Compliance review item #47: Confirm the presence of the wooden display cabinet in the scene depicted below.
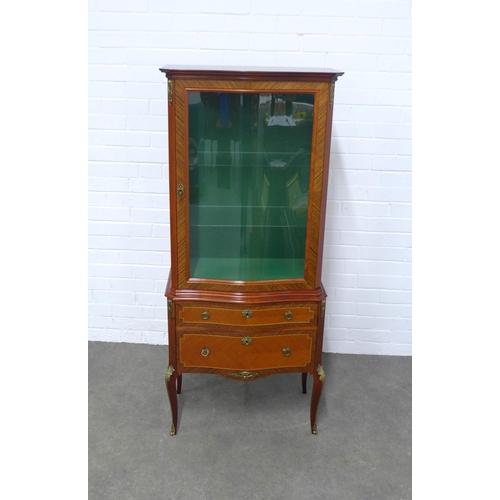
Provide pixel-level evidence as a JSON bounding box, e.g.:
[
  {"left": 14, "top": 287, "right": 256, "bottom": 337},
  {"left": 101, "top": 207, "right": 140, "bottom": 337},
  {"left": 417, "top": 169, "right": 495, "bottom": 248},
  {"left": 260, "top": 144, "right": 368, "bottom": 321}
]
[{"left": 159, "top": 65, "right": 343, "bottom": 435}]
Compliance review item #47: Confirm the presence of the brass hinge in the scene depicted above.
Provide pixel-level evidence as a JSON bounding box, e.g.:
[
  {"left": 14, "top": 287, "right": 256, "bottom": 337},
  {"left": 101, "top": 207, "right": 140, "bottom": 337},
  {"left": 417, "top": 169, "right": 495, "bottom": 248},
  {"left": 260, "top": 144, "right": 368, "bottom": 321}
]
[
  {"left": 167, "top": 298, "right": 173, "bottom": 319},
  {"left": 321, "top": 299, "right": 326, "bottom": 319},
  {"left": 168, "top": 79, "right": 173, "bottom": 105}
]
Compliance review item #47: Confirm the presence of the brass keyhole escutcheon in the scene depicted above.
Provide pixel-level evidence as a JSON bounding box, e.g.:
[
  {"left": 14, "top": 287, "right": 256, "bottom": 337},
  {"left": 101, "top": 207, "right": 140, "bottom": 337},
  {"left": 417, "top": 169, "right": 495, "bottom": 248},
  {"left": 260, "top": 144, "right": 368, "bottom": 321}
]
[
  {"left": 283, "top": 347, "right": 291, "bottom": 357},
  {"left": 201, "top": 347, "right": 210, "bottom": 357},
  {"left": 242, "top": 308, "right": 253, "bottom": 319},
  {"left": 284, "top": 310, "right": 293, "bottom": 320},
  {"left": 177, "top": 184, "right": 184, "bottom": 196},
  {"left": 241, "top": 336, "right": 252, "bottom": 346},
  {"left": 201, "top": 310, "right": 210, "bottom": 320}
]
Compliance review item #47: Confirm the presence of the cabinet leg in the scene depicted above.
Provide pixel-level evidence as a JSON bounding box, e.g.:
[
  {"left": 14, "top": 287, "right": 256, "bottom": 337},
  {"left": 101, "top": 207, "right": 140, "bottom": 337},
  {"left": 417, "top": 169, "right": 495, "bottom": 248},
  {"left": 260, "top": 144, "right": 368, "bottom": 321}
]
[
  {"left": 310, "top": 365, "right": 325, "bottom": 435},
  {"left": 302, "top": 372, "right": 307, "bottom": 394},
  {"left": 177, "top": 374, "right": 182, "bottom": 394},
  {"left": 165, "top": 365, "right": 178, "bottom": 436}
]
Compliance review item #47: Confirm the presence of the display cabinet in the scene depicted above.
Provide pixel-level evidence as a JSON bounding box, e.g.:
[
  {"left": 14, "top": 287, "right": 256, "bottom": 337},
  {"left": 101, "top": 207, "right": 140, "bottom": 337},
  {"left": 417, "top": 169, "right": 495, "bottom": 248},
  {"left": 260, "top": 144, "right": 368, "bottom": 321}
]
[{"left": 159, "top": 65, "right": 343, "bottom": 435}]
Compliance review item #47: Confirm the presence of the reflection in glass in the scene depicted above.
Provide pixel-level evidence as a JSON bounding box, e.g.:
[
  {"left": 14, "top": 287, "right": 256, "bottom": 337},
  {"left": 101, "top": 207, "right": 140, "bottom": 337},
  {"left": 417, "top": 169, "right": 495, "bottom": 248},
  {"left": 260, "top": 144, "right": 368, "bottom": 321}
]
[{"left": 188, "top": 91, "right": 314, "bottom": 281}]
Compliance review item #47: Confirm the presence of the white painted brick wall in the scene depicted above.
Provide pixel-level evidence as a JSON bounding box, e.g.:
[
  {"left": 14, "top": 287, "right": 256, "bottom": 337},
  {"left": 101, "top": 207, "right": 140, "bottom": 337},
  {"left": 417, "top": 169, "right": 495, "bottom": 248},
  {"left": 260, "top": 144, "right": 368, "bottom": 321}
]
[{"left": 88, "top": 0, "right": 412, "bottom": 355}]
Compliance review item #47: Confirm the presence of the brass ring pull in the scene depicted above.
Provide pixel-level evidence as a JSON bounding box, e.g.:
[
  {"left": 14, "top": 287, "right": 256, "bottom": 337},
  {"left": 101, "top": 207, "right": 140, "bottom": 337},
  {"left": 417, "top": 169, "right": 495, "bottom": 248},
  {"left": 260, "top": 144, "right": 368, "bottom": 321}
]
[
  {"left": 241, "top": 336, "right": 252, "bottom": 346},
  {"left": 201, "top": 310, "right": 210, "bottom": 320},
  {"left": 201, "top": 347, "right": 210, "bottom": 357},
  {"left": 284, "top": 310, "right": 293, "bottom": 320},
  {"left": 283, "top": 347, "right": 291, "bottom": 357}
]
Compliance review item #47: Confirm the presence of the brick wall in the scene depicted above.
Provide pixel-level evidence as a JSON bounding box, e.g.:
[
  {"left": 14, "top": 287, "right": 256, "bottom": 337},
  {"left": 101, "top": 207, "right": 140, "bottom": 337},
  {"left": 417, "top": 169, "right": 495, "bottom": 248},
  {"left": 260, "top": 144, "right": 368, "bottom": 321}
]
[{"left": 88, "top": 0, "right": 412, "bottom": 355}]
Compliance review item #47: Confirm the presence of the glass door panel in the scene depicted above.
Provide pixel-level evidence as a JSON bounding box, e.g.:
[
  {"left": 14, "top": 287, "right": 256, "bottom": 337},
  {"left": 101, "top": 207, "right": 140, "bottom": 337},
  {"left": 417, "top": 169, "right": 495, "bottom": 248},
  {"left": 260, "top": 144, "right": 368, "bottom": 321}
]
[{"left": 187, "top": 91, "right": 315, "bottom": 281}]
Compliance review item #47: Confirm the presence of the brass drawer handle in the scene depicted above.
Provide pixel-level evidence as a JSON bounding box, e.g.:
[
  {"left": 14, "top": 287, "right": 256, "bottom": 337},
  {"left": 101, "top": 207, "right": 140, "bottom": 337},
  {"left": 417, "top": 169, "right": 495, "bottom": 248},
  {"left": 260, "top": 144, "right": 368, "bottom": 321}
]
[
  {"left": 201, "top": 310, "right": 210, "bottom": 320},
  {"left": 242, "top": 308, "right": 253, "bottom": 319},
  {"left": 284, "top": 310, "right": 293, "bottom": 320},
  {"left": 241, "top": 336, "right": 252, "bottom": 346},
  {"left": 201, "top": 347, "right": 210, "bottom": 357},
  {"left": 283, "top": 347, "right": 291, "bottom": 357}
]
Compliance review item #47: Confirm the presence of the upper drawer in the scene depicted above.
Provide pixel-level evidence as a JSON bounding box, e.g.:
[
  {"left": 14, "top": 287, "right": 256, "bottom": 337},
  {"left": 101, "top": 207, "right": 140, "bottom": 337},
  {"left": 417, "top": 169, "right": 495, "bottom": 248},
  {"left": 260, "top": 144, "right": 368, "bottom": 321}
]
[{"left": 176, "top": 302, "right": 317, "bottom": 328}]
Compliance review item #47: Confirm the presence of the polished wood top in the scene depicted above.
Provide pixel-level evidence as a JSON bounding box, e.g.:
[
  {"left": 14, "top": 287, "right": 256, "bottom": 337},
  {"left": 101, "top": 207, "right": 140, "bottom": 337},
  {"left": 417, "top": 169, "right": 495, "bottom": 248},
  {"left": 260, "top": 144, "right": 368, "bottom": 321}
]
[{"left": 159, "top": 65, "right": 344, "bottom": 81}]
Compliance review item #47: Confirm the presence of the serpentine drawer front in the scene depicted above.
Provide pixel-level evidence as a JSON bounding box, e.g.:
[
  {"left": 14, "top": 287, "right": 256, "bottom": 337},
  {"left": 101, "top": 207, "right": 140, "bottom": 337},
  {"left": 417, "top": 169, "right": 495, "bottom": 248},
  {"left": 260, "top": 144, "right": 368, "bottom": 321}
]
[
  {"left": 178, "top": 332, "right": 314, "bottom": 370},
  {"left": 177, "top": 303, "right": 317, "bottom": 328}
]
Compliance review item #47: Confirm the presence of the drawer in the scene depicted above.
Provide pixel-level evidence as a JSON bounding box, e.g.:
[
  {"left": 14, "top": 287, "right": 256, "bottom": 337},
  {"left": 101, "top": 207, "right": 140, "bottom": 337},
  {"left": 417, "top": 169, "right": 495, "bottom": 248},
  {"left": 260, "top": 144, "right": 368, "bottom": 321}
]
[
  {"left": 177, "top": 302, "right": 317, "bottom": 328},
  {"left": 178, "top": 332, "right": 314, "bottom": 371}
]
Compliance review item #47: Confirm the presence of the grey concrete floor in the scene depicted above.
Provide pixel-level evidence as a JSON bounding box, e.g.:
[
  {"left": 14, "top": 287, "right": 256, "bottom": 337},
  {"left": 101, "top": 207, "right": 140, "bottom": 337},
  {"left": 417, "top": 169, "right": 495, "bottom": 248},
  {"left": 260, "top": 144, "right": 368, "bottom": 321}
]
[{"left": 89, "top": 341, "right": 411, "bottom": 500}]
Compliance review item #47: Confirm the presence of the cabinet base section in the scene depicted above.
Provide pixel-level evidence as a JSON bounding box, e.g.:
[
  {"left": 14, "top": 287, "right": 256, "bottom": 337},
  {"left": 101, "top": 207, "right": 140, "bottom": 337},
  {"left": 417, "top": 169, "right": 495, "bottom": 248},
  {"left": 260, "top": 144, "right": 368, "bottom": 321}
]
[
  {"left": 178, "top": 365, "right": 309, "bottom": 380},
  {"left": 165, "top": 365, "right": 326, "bottom": 435}
]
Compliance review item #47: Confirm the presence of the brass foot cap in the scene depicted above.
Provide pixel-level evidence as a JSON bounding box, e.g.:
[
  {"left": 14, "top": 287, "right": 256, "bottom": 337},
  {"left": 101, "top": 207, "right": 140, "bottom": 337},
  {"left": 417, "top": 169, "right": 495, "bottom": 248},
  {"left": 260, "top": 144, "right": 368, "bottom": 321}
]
[{"left": 170, "top": 424, "right": 176, "bottom": 436}]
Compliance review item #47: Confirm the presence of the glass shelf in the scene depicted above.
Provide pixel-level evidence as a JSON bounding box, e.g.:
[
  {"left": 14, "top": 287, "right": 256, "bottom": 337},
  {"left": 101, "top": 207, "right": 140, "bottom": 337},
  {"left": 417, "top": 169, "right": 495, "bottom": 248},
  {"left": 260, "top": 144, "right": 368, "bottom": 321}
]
[{"left": 190, "top": 258, "right": 305, "bottom": 281}]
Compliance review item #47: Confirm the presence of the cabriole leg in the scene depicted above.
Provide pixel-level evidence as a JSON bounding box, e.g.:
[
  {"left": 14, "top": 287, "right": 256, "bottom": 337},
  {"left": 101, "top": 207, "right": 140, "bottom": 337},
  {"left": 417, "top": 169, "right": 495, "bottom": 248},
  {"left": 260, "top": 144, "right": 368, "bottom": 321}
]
[
  {"left": 165, "top": 365, "right": 178, "bottom": 436},
  {"left": 310, "top": 365, "right": 325, "bottom": 435}
]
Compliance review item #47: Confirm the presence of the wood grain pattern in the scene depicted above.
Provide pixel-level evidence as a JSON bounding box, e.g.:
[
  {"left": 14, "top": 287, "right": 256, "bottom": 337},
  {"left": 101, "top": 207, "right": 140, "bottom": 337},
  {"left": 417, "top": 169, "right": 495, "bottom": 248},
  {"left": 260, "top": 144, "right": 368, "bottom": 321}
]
[
  {"left": 178, "top": 302, "right": 316, "bottom": 328},
  {"left": 179, "top": 332, "right": 313, "bottom": 370},
  {"left": 165, "top": 276, "right": 327, "bottom": 302}
]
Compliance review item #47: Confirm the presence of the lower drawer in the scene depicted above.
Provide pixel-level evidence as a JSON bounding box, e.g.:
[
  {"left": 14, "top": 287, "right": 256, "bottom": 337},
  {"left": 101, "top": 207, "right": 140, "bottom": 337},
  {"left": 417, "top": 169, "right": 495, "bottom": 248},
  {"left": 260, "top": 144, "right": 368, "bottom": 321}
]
[{"left": 178, "top": 332, "right": 313, "bottom": 371}]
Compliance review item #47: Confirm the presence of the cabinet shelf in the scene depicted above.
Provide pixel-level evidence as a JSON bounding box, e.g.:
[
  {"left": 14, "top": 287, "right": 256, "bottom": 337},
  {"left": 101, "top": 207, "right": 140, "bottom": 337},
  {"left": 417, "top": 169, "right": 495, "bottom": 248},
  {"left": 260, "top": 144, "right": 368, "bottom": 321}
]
[{"left": 190, "top": 257, "right": 305, "bottom": 281}]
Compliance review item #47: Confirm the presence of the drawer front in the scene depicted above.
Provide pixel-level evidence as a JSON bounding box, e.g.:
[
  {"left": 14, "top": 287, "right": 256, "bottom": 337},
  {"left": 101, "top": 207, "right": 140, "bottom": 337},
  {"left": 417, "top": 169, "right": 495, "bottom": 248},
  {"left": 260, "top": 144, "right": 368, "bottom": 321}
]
[
  {"left": 177, "top": 303, "right": 316, "bottom": 328},
  {"left": 179, "top": 333, "right": 313, "bottom": 370}
]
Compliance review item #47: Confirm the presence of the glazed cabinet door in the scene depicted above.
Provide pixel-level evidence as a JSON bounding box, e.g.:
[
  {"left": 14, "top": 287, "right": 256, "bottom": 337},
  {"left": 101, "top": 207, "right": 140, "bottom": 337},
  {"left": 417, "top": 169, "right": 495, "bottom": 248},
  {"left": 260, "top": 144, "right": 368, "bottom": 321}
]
[{"left": 169, "top": 78, "right": 332, "bottom": 292}]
